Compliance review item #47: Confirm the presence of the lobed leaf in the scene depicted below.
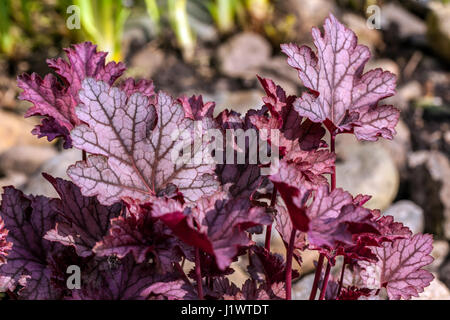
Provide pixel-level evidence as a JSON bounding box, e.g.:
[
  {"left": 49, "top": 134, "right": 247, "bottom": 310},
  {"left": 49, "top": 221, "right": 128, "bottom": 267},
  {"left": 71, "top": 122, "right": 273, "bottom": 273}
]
[
  {"left": 359, "top": 234, "right": 434, "bottom": 300},
  {"left": 281, "top": 14, "right": 399, "bottom": 140},
  {"left": 43, "top": 174, "right": 122, "bottom": 257},
  {"left": 68, "top": 78, "right": 219, "bottom": 205},
  {"left": 18, "top": 42, "right": 126, "bottom": 148}
]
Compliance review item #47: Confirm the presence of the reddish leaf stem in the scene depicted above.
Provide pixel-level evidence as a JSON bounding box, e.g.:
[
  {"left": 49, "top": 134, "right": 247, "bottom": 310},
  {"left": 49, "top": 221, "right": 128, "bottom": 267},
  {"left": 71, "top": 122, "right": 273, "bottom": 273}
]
[
  {"left": 264, "top": 187, "right": 278, "bottom": 251},
  {"left": 316, "top": 130, "right": 337, "bottom": 299},
  {"left": 319, "top": 260, "right": 332, "bottom": 300},
  {"left": 309, "top": 253, "right": 324, "bottom": 300},
  {"left": 174, "top": 261, "right": 191, "bottom": 287},
  {"left": 285, "top": 229, "right": 296, "bottom": 300},
  {"left": 195, "top": 248, "right": 204, "bottom": 300},
  {"left": 337, "top": 261, "right": 346, "bottom": 298},
  {"left": 330, "top": 132, "right": 336, "bottom": 191}
]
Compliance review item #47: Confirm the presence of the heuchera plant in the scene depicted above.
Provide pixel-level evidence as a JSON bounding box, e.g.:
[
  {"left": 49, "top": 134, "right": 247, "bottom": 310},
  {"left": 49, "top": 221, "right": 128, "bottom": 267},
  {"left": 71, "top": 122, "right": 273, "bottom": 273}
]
[{"left": 0, "top": 14, "right": 434, "bottom": 300}]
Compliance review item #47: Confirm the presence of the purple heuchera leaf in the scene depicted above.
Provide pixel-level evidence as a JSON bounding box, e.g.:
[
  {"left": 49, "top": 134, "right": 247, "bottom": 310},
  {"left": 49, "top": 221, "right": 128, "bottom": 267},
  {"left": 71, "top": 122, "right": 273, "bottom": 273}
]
[
  {"left": 250, "top": 77, "right": 328, "bottom": 161},
  {"left": 247, "top": 246, "right": 299, "bottom": 285},
  {"left": 141, "top": 279, "right": 196, "bottom": 300},
  {"left": 68, "top": 78, "right": 219, "bottom": 205},
  {"left": 0, "top": 187, "right": 62, "bottom": 299},
  {"left": 18, "top": 42, "right": 125, "bottom": 148},
  {"left": 71, "top": 254, "right": 160, "bottom": 300},
  {"left": 93, "top": 198, "right": 182, "bottom": 273},
  {"left": 152, "top": 193, "right": 272, "bottom": 270},
  {"left": 274, "top": 202, "right": 307, "bottom": 251},
  {"left": 215, "top": 109, "right": 267, "bottom": 198},
  {"left": 358, "top": 234, "right": 434, "bottom": 300},
  {"left": 223, "top": 279, "right": 271, "bottom": 300},
  {"left": 178, "top": 95, "right": 215, "bottom": 120},
  {"left": 0, "top": 216, "right": 11, "bottom": 265},
  {"left": 42, "top": 174, "right": 122, "bottom": 257},
  {"left": 270, "top": 175, "right": 379, "bottom": 250},
  {"left": 281, "top": 14, "right": 399, "bottom": 141}
]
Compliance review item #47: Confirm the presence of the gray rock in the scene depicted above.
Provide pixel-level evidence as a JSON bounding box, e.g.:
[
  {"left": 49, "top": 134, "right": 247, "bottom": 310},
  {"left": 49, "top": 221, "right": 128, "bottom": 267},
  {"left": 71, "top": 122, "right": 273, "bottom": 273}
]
[
  {"left": 384, "top": 200, "right": 425, "bottom": 234},
  {"left": 0, "top": 145, "right": 57, "bottom": 175},
  {"left": 0, "top": 110, "right": 52, "bottom": 153},
  {"left": 429, "top": 240, "right": 449, "bottom": 272},
  {"left": 385, "top": 81, "right": 423, "bottom": 111},
  {"left": 23, "top": 149, "right": 81, "bottom": 197},
  {"left": 365, "top": 59, "right": 400, "bottom": 80},
  {"left": 336, "top": 135, "right": 399, "bottom": 211},
  {"left": 411, "top": 275, "right": 450, "bottom": 300},
  {"left": 381, "top": 3, "right": 427, "bottom": 39},
  {"left": 0, "top": 172, "right": 28, "bottom": 200},
  {"left": 427, "top": 2, "right": 450, "bottom": 62},
  {"left": 342, "top": 13, "right": 384, "bottom": 52},
  {"left": 380, "top": 119, "right": 411, "bottom": 173},
  {"left": 217, "top": 32, "right": 272, "bottom": 79},
  {"left": 287, "top": 0, "right": 337, "bottom": 40},
  {"left": 292, "top": 273, "right": 316, "bottom": 300},
  {"left": 213, "top": 89, "right": 264, "bottom": 115},
  {"left": 129, "top": 43, "right": 165, "bottom": 79},
  {"left": 408, "top": 151, "right": 450, "bottom": 238},
  {"left": 255, "top": 56, "right": 300, "bottom": 95}
]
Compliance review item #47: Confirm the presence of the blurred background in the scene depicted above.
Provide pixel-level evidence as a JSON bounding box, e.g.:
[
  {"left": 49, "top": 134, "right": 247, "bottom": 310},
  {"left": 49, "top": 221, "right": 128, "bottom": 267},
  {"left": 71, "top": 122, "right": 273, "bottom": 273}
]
[{"left": 0, "top": 0, "right": 449, "bottom": 299}]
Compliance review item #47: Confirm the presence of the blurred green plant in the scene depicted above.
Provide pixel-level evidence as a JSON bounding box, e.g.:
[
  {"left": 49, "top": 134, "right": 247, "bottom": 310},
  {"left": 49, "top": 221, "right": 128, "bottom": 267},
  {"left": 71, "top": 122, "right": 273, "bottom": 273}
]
[
  {"left": 208, "top": 0, "right": 240, "bottom": 33},
  {"left": 144, "top": 0, "right": 196, "bottom": 61},
  {"left": 0, "top": 0, "right": 14, "bottom": 56},
  {"left": 73, "top": 0, "right": 130, "bottom": 62},
  {"left": 0, "top": 0, "right": 36, "bottom": 57},
  {"left": 168, "top": 0, "right": 196, "bottom": 61}
]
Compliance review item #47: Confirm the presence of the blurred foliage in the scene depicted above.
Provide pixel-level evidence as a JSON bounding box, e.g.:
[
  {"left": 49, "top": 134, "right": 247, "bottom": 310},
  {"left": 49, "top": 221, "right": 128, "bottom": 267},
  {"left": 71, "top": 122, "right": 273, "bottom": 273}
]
[
  {"left": 0, "top": 0, "right": 297, "bottom": 63},
  {"left": 0, "top": 0, "right": 72, "bottom": 59},
  {"left": 73, "top": 0, "right": 130, "bottom": 62}
]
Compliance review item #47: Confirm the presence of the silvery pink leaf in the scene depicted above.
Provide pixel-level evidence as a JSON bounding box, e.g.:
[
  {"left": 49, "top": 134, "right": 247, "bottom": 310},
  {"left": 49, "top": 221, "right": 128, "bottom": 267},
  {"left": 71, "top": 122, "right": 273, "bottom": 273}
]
[
  {"left": 141, "top": 279, "right": 196, "bottom": 300},
  {"left": 251, "top": 77, "right": 326, "bottom": 153},
  {"left": 270, "top": 162, "right": 312, "bottom": 232},
  {"left": 256, "top": 75, "right": 297, "bottom": 128},
  {"left": 178, "top": 95, "right": 215, "bottom": 120},
  {"left": 42, "top": 174, "right": 122, "bottom": 257},
  {"left": 93, "top": 198, "right": 182, "bottom": 272},
  {"left": 18, "top": 42, "right": 125, "bottom": 148},
  {"left": 274, "top": 202, "right": 307, "bottom": 250},
  {"left": 358, "top": 234, "right": 434, "bottom": 300},
  {"left": 0, "top": 187, "right": 62, "bottom": 299},
  {"left": 0, "top": 216, "right": 11, "bottom": 265},
  {"left": 376, "top": 215, "right": 412, "bottom": 238},
  {"left": 68, "top": 78, "right": 218, "bottom": 205},
  {"left": 152, "top": 194, "right": 272, "bottom": 270},
  {"left": 270, "top": 177, "right": 380, "bottom": 250},
  {"left": 281, "top": 14, "right": 399, "bottom": 140},
  {"left": 120, "top": 78, "right": 156, "bottom": 100},
  {"left": 306, "top": 185, "right": 355, "bottom": 248}
]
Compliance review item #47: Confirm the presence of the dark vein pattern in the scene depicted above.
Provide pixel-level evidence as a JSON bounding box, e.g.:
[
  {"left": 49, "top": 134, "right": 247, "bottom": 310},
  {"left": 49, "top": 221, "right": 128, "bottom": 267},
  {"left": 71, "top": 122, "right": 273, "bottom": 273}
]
[
  {"left": 281, "top": 14, "right": 399, "bottom": 141},
  {"left": 359, "top": 234, "right": 434, "bottom": 300},
  {"left": 68, "top": 78, "right": 218, "bottom": 205}
]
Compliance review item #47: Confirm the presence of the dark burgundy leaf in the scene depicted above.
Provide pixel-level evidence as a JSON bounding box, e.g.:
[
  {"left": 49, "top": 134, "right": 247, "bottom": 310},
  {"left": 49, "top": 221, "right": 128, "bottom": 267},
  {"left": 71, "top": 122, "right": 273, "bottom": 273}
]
[
  {"left": 43, "top": 174, "right": 122, "bottom": 257},
  {"left": 0, "top": 187, "right": 62, "bottom": 299},
  {"left": 152, "top": 193, "right": 272, "bottom": 270},
  {"left": 93, "top": 198, "right": 182, "bottom": 272}
]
